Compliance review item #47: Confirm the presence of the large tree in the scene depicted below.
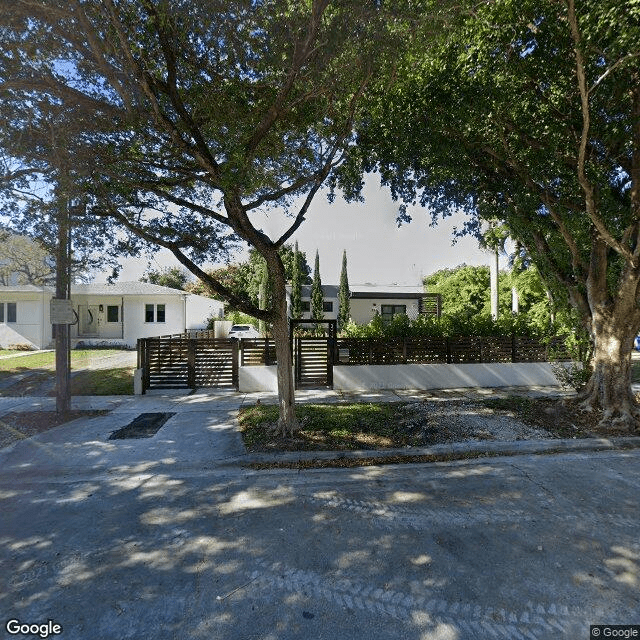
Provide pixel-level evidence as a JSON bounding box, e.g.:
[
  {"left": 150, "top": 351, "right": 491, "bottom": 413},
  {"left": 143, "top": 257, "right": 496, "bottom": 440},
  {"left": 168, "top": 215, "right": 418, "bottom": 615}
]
[
  {"left": 346, "top": 0, "right": 640, "bottom": 430},
  {"left": 141, "top": 266, "right": 191, "bottom": 290},
  {"left": 0, "top": 230, "right": 55, "bottom": 286},
  {"left": 1, "top": 0, "right": 407, "bottom": 434}
]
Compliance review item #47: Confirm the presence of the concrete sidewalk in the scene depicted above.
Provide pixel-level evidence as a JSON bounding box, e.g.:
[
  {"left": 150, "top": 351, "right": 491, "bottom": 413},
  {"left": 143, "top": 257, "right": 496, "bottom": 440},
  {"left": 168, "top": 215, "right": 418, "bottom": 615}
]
[{"left": 2, "top": 386, "right": 640, "bottom": 480}]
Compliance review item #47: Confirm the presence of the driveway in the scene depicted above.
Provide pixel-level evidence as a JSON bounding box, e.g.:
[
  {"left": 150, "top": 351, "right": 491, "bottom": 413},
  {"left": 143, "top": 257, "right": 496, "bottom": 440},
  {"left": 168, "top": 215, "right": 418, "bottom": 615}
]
[{"left": 1, "top": 391, "right": 639, "bottom": 639}]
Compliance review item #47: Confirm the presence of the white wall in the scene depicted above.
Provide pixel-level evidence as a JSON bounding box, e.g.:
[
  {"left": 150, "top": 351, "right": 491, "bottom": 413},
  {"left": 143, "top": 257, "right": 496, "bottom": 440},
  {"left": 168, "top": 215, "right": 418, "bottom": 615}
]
[
  {"left": 349, "top": 298, "right": 421, "bottom": 324},
  {"left": 185, "top": 294, "right": 224, "bottom": 329},
  {"left": 237, "top": 362, "right": 570, "bottom": 392},
  {"left": 298, "top": 295, "right": 339, "bottom": 320},
  {"left": 0, "top": 291, "right": 50, "bottom": 349},
  {"left": 239, "top": 365, "right": 280, "bottom": 392},
  {"left": 123, "top": 295, "right": 186, "bottom": 346},
  {"left": 333, "top": 362, "right": 568, "bottom": 391}
]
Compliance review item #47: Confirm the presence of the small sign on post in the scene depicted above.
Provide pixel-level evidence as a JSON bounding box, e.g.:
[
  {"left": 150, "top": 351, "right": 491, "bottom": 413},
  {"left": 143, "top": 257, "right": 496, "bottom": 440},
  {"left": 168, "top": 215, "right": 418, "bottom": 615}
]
[{"left": 50, "top": 298, "right": 76, "bottom": 325}]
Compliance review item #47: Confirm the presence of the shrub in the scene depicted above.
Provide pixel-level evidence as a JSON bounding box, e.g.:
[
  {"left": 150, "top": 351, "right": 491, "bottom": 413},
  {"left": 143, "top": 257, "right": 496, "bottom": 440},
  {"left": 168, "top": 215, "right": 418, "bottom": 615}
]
[{"left": 341, "top": 312, "right": 550, "bottom": 339}]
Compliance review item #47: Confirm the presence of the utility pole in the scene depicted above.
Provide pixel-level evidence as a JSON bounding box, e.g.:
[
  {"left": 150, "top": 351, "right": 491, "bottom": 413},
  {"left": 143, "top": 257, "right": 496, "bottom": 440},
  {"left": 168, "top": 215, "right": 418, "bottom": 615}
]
[{"left": 53, "top": 190, "right": 72, "bottom": 413}]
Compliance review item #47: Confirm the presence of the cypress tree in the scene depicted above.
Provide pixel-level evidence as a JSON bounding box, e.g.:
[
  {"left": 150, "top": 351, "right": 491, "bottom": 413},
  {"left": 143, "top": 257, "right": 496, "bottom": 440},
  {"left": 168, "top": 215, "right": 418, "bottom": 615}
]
[
  {"left": 338, "top": 250, "right": 350, "bottom": 331},
  {"left": 291, "top": 241, "right": 303, "bottom": 319},
  {"left": 311, "top": 249, "right": 324, "bottom": 321}
]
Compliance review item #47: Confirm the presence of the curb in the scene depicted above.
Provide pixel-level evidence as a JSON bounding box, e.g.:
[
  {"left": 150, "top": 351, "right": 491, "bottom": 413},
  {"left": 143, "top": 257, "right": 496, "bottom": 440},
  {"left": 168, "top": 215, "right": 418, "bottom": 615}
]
[{"left": 228, "top": 436, "right": 640, "bottom": 469}]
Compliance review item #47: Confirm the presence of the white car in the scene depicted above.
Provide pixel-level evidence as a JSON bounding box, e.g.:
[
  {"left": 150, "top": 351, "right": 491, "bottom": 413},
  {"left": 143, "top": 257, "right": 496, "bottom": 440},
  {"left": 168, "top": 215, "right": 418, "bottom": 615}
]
[{"left": 227, "top": 324, "right": 261, "bottom": 340}]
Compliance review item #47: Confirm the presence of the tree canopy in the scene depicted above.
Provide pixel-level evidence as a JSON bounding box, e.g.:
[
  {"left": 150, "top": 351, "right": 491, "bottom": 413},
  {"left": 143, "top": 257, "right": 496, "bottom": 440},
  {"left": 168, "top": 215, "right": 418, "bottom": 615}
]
[
  {"left": 0, "top": 0, "right": 413, "bottom": 433},
  {"left": 141, "top": 266, "right": 191, "bottom": 290},
  {"left": 344, "top": 0, "right": 640, "bottom": 428},
  {"left": 0, "top": 230, "right": 55, "bottom": 286}
]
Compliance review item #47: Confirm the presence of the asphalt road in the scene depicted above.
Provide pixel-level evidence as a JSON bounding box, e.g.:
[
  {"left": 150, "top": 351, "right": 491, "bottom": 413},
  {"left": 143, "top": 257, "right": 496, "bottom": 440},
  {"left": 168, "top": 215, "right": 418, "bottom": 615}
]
[{"left": 2, "top": 416, "right": 639, "bottom": 640}]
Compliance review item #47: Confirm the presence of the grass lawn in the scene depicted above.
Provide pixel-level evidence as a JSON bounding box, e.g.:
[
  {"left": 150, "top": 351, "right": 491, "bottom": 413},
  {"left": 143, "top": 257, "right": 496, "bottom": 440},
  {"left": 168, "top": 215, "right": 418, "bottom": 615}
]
[
  {"left": 0, "top": 349, "right": 135, "bottom": 396},
  {"left": 0, "top": 349, "right": 27, "bottom": 357},
  {"left": 0, "top": 349, "right": 125, "bottom": 376},
  {"left": 239, "top": 402, "right": 418, "bottom": 451},
  {"left": 70, "top": 367, "right": 134, "bottom": 395}
]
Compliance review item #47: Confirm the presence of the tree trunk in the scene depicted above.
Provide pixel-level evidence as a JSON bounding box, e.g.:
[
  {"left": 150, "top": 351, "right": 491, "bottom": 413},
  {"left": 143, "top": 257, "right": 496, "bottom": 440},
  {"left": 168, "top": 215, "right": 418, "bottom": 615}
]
[
  {"left": 271, "top": 308, "right": 297, "bottom": 436},
  {"left": 578, "top": 306, "right": 640, "bottom": 431},
  {"left": 263, "top": 248, "right": 298, "bottom": 436}
]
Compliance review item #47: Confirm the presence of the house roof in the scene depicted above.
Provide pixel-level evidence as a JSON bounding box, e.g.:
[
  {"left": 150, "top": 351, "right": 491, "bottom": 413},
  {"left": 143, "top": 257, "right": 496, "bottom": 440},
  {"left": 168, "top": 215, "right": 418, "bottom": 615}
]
[
  {"left": 71, "top": 281, "right": 187, "bottom": 296},
  {"left": 0, "top": 281, "right": 214, "bottom": 298},
  {"left": 0, "top": 284, "right": 51, "bottom": 293},
  {"left": 285, "top": 283, "right": 427, "bottom": 299},
  {"left": 349, "top": 284, "right": 426, "bottom": 299},
  {"left": 298, "top": 284, "right": 339, "bottom": 298}
]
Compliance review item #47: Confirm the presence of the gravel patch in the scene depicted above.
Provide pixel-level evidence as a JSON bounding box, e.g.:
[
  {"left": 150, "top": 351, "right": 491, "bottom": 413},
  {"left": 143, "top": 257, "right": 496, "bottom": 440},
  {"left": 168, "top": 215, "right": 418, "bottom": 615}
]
[{"left": 399, "top": 400, "right": 552, "bottom": 444}]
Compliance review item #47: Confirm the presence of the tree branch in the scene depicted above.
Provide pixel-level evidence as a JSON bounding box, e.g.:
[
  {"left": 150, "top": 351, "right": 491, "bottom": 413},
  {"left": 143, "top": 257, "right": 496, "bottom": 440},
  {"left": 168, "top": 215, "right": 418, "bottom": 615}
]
[
  {"left": 93, "top": 204, "right": 270, "bottom": 319},
  {"left": 567, "top": 0, "right": 636, "bottom": 267},
  {"left": 244, "top": 0, "right": 330, "bottom": 159}
]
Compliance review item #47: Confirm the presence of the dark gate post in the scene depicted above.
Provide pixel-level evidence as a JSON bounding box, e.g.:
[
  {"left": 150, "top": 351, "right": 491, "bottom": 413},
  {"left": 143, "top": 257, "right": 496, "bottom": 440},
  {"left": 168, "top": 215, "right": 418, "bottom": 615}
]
[
  {"left": 232, "top": 340, "right": 239, "bottom": 389},
  {"left": 187, "top": 338, "right": 196, "bottom": 389}
]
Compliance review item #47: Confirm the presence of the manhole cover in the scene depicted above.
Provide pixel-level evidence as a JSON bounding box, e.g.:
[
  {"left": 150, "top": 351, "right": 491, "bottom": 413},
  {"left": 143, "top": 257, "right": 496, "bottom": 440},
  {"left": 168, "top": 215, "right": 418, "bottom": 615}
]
[{"left": 109, "top": 413, "right": 175, "bottom": 440}]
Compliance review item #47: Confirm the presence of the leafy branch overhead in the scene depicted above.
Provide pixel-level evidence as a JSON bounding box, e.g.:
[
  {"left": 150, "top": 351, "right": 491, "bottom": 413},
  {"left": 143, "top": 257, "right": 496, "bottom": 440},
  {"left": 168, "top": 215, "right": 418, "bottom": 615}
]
[
  {"left": 344, "top": 0, "right": 640, "bottom": 429},
  {"left": 1, "top": 0, "right": 420, "bottom": 434}
]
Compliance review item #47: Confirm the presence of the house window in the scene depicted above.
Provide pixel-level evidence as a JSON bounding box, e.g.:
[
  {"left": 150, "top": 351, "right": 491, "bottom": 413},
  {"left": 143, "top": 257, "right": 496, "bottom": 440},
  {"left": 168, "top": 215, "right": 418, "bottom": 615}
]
[
  {"left": 6, "top": 302, "right": 16, "bottom": 323},
  {"left": 107, "top": 305, "right": 119, "bottom": 322},
  {"left": 381, "top": 304, "right": 406, "bottom": 323},
  {"left": 301, "top": 301, "right": 310, "bottom": 312},
  {"left": 323, "top": 301, "right": 333, "bottom": 312},
  {"left": 0, "top": 303, "right": 3, "bottom": 323},
  {"left": 145, "top": 303, "right": 166, "bottom": 323}
]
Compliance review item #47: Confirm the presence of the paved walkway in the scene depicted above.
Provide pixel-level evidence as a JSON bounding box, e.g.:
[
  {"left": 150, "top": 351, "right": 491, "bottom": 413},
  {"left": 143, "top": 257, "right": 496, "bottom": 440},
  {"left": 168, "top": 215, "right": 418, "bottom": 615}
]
[{"left": 2, "top": 386, "right": 640, "bottom": 478}]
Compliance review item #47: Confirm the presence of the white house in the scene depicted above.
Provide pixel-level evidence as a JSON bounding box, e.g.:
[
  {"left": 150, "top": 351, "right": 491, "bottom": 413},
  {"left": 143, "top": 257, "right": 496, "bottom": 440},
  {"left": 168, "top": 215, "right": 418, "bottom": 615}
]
[
  {"left": 0, "top": 281, "right": 224, "bottom": 349},
  {"left": 286, "top": 284, "right": 441, "bottom": 324}
]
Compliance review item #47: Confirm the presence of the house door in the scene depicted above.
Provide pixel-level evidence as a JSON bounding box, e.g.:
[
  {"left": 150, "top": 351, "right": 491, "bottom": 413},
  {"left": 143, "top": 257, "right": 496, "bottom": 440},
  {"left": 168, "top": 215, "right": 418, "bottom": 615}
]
[{"left": 78, "top": 305, "right": 100, "bottom": 336}]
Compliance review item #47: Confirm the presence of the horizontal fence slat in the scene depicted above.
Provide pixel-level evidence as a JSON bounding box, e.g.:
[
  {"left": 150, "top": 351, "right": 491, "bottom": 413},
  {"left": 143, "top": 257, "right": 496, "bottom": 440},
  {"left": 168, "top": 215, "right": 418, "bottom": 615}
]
[
  {"left": 334, "top": 335, "right": 568, "bottom": 366},
  {"left": 140, "top": 336, "right": 238, "bottom": 390}
]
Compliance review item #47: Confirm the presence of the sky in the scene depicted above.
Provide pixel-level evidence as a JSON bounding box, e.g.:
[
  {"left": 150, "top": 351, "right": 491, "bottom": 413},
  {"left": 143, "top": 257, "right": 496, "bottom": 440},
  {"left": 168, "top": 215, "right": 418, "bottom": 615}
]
[{"left": 99, "top": 174, "right": 503, "bottom": 286}]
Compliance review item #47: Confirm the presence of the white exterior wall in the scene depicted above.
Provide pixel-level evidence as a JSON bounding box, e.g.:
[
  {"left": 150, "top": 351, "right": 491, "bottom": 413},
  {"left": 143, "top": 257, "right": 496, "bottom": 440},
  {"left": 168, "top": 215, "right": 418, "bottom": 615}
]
[
  {"left": 185, "top": 294, "right": 224, "bottom": 329},
  {"left": 349, "top": 297, "right": 421, "bottom": 324},
  {"left": 123, "top": 295, "right": 187, "bottom": 346},
  {"left": 299, "top": 295, "right": 339, "bottom": 321},
  {"left": 239, "top": 365, "right": 280, "bottom": 392},
  {"left": 237, "top": 362, "right": 570, "bottom": 393},
  {"left": 71, "top": 295, "right": 125, "bottom": 342},
  {"left": 0, "top": 290, "right": 51, "bottom": 349}
]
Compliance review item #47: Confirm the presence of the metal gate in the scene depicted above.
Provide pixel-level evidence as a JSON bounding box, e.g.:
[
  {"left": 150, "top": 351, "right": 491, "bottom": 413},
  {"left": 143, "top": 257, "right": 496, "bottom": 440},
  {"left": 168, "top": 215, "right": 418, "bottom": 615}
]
[
  {"left": 295, "top": 337, "right": 333, "bottom": 388},
  {"left": 291, "top": 320, "right": 336, "bottom": 389},
  {"left": 139, "top": 336, "right": 238, "bottom": 392}
]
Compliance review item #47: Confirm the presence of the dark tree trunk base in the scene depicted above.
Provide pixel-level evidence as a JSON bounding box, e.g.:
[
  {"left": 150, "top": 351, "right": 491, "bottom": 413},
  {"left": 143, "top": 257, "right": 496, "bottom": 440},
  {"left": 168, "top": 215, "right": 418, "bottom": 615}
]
[{"left": 576, "top": 374, "right": 640, "bottom": 432}]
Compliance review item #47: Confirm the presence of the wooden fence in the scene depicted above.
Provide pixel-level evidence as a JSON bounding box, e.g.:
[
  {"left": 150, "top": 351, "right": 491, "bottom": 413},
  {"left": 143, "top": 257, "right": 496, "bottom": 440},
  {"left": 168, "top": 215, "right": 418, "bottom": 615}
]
[
  {"left": 138, "top": 336, "right": 238, "bottom": 391},
  {"left": 334, "top": 335, "right": 570, "bottom": 365},
  {"left": 138, "top": 333, "right": 572, "bottom": 391}
]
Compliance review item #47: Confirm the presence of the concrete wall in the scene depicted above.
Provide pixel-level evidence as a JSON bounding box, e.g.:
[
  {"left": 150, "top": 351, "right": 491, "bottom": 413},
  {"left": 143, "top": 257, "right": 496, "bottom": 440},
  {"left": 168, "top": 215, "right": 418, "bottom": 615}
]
[
  {"left": 236, "top": 361, "right": 570, "bottom": 393},
  {"left": 239, "top": 365, "right": 280, "bottom": 392},
  {"left": 333, "top": 362, "right": 568, "bottom": 391}
]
